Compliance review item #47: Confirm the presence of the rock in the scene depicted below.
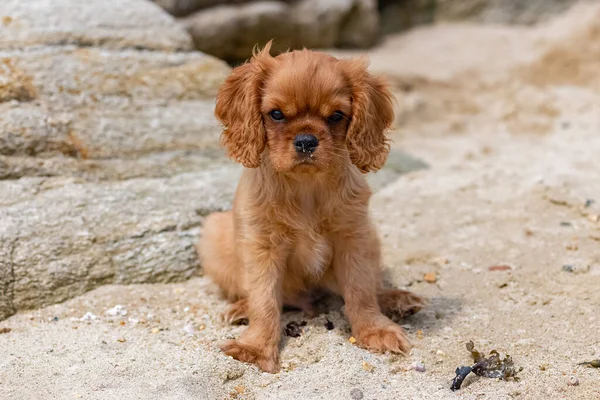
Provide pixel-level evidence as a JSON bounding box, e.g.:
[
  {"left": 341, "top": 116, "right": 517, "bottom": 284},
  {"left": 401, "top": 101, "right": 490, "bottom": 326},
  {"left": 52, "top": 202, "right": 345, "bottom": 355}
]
[
  {"left": 183, "top": 0, "right": 380, "bottom": 62},
  {"left": 0, "top": 0, "right": 192, "bottom": 51},
  {"left": 378, "top": 0, "right": 579, "bottom": 34},
  {"left": 1, "top": 166, "right": 241, "bottom": 315},
  {"left": 337, "top": 0, "right": 380, "bottom": 48},
  {"left": 183, "top": 1, "right": 294, "bottom": 62},
  {"left": 378, "top": 0, "right": 435, "bottom": 34},
  {"left": 0, "top": 0, "right": 235, "bottom": 321},
  {"left": 435, "top": 0, "right": 578, "bottom": 25},
  {"left": 153, "top": 0, "right": 257, "bottom": 17},
  {"left": 350, "top": 388, "right": 364, "bottom": 399}
]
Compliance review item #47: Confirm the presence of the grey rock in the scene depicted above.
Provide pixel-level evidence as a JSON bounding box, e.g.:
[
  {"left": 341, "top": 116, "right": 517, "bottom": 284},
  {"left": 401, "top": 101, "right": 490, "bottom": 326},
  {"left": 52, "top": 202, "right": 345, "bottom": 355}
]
[
  {"left": 153, "top": 0, "right": 259, "bottom": 17},
  {"left": 378, "top": 0, "right": 435, "bottom": 34},
  {"left": 0, "top": 0, "right": 193, "bottom": 51},
  {"left": 0, "top": 0, "right": 234, "bottom": 321},
  {"left": 337, "top": 0, "right": 380, "bottom": 48},
  {"left": 435, "top": 0, "right": 578, "bottom": 24},
  {"left": 378, "top": 0, "right": 579, "bottom": 34},
  {"left": 184, "top": 1, "right": 295, "bottom": 62},
  {"left": 0, "top": 167, "right": 241, "bottom": 314},
  {"left": 183, "top": 0, "right": 380, "bottom": 62}
]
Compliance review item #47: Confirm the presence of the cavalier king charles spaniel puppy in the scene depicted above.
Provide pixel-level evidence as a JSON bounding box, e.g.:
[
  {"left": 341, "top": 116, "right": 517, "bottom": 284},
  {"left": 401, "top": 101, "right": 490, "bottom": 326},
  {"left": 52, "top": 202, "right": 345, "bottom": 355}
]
[{"left": 198, "top": 42, "right": 424, "bottom": 373}]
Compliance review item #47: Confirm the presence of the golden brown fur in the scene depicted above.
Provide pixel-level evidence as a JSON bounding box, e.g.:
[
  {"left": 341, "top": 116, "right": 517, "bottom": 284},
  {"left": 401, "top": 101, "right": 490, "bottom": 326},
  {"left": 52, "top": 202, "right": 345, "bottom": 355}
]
[{"left": 198, "top": 43, "right": 424, "bottom": 373}]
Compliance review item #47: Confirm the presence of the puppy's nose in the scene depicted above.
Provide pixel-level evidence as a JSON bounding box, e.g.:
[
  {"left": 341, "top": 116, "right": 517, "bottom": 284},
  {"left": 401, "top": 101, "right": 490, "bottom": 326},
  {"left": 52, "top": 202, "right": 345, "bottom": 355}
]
[{"left": 293, "top": 134, "right": 319, "bottom": 153}]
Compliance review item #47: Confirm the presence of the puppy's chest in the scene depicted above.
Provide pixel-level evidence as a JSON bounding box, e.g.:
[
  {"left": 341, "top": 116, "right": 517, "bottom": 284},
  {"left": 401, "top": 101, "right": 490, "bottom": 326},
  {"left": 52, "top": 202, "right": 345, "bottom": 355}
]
[
  {"left": 285, "top": 190, "right": 337, "bottom": 278},
  {"left": 288, "top": 229, "right": 332, "bottom": 279}
]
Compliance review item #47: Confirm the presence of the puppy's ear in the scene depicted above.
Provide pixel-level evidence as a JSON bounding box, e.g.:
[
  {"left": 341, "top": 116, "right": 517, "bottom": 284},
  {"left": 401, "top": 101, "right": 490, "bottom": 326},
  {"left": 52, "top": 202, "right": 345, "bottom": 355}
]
[
  {"left": 341, "top": 57, "right": 394, "bottom": 173},
  {"left": 215, "top": 42, "right": 274, "bottom": 168}
]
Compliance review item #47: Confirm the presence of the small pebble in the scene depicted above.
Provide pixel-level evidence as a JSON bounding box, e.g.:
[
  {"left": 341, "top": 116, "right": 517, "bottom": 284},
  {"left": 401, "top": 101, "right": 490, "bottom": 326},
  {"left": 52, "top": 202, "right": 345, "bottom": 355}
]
[
  {"left": 106, "top": 305, "right": 127, "bottom": 317},
  {"left": 584, "top": 199, "right": 595, "bottom": 208},
  {"left": 567, "top": 376, "right": 579, "bottom": 386},
  {"left": 348, "top": 337, "right": 357, "bottom": 344},
  {"left": 350, "top": 388, "right": 364, "bottom": 400},
  {"left": 423, "top": 272, "right": 437, "bottom": 283},
  {"left": 151, "top": 327, "right": 160, "bottom": 334},
  {"left": 411, "top": 362, "right": 426, "bottom": 372},
  {"left": 362, "top": 362, "right": 375, "bottom": 372},
  {"left": 80, "top": 312, "right": 98, "bottom": 322},
  {"left": 562, "top": 265, "right": 575, "bottom": 273},
  {"left": 0, "top": 327, "right": 11, "bottom": 334},
  {"left": 234, "top": 385, "right": 245, "bottom": 394},
  {"left": 183, "top": 324, "right": 195, "bottom": 335}
]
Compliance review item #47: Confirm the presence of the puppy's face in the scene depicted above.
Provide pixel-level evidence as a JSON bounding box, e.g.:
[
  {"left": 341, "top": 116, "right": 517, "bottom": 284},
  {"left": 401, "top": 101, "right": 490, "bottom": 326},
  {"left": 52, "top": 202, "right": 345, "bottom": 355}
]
[
  {"left": 215, "top": 43, "right": 394, "bottom": 174},
  {"left": 260, "top": 53, "right": 351, "bottom": 173}
]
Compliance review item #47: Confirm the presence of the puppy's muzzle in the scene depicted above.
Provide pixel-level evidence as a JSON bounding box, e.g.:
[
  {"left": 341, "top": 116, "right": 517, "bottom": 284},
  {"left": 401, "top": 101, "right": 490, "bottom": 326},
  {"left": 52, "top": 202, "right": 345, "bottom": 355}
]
[{"left": 294, "top": 134, "right": 318, "bottom": 154}]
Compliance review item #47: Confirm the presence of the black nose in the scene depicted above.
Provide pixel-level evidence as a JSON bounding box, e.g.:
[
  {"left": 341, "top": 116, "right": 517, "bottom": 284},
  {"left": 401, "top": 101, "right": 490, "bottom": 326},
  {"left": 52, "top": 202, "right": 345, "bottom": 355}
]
[{"left": 293, "top": 134, "right": 319, "bottom": 153}]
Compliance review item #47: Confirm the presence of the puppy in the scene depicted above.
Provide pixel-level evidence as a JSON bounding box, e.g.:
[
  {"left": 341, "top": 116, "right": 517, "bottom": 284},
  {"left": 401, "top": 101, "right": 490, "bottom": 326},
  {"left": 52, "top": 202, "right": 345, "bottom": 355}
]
[{"left": 198, "top": 42, "right": 424, "bottom": 373}]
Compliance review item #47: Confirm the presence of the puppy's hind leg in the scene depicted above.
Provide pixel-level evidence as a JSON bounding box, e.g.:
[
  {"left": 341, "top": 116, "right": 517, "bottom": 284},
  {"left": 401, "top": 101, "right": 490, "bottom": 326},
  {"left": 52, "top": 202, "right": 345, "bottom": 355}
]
[
  {"left": 197, "top": 211, "right": 245, "bottom": 301},
  {"left": 378, "top": 289, "right": 426, "bottom": 319}
]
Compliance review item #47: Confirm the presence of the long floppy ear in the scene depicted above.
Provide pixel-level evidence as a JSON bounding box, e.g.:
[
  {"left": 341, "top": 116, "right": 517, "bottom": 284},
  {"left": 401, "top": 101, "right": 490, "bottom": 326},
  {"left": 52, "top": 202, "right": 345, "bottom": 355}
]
[
  {"left": 215, "top": 43, "right": 273, "bottom": 168},
  {"left": 341, "top": 57, "right": 394, "bottom": 173}
]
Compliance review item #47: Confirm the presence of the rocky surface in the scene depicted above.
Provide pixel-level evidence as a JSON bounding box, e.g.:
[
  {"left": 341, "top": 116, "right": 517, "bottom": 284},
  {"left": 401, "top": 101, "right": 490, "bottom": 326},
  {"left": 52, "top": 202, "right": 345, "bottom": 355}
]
[
  {"left": 182, "top": 0, "right": 379, "bottom": 62},
  {"left": 0, "top": 0, "right": 235, "bottom": 321}
]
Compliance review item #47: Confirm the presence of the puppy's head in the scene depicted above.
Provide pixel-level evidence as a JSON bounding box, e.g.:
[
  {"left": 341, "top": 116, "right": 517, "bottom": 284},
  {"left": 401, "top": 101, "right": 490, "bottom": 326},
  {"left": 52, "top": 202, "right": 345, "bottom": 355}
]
[{"left": 215, "top": 42, "right": 394, "bottom": 173}]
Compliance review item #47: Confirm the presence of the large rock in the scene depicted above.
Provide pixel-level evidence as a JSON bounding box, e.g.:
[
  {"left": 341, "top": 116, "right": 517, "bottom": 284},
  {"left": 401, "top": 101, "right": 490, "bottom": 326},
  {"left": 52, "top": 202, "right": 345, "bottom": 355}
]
[
  {"left": 183, "top": 0, "right": 379, "bottom": 63},
  {"left": 0, "top": 0, "right": 234, "bottom": 321},
  {"left": 378, "top": 0, "right": 581, "bottom": 34},
  {"left": 435, "top": 0, "right": 578, "bottom": 24},
  {"left": 0, "top": 0, "right": 193, "bottom": 51},
  {"left": 152, "top": 0, "right": 258, "bottom": 17}
]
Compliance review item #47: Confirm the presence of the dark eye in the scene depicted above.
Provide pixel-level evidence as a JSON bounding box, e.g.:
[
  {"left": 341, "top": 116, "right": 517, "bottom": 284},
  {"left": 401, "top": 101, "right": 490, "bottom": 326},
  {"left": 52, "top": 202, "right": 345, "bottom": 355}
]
[
  {"left": 328, "top": 111, "right": 345, "bottom": 123},
  {"left": 270, "top": 110, "right": 285, "bottom": 121}
]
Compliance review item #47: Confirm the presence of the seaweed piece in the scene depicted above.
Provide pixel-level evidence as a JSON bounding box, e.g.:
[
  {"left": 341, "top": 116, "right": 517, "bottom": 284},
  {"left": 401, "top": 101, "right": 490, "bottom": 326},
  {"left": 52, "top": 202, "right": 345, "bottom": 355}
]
[
  {"left": 450, "top": 340, "right": 521, "bottom": 391},
  {"left": 451, "top": 366, "right": 473, "bottom": 391},
  {"left": 284, "top": 321, "right": 307, "bottom": 338},
  {"left": 578, "top": 359, "right": 600, "bottom": 368},
  {"left": 324, "top": 319, "right": 334, "bottom": 330}
]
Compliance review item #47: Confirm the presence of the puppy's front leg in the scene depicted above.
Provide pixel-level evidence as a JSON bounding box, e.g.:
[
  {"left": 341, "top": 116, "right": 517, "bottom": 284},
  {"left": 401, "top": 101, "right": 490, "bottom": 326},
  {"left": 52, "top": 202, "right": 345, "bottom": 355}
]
[
  {"left": 333, "top": 230, "right": 411, "bottom": 355},
  {"left": 219, "top": 240, "right": 286, "bottom": 373}
]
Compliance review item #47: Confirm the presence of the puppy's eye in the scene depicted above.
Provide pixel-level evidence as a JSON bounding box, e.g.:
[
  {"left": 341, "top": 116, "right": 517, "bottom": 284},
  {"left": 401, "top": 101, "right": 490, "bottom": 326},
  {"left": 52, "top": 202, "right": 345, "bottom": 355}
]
[
  {"left": 328, "top": 111, "right": 345, "bottom": 123},
  {"left": 270, "top": 110, "right": 285, "bottom": 121}
]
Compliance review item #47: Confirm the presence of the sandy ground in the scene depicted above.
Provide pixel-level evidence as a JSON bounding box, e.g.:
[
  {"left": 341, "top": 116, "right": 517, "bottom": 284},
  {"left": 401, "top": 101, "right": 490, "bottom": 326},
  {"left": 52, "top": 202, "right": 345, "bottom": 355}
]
[{"left": 2, "top": 6, "right": 600, "bottom": 400}]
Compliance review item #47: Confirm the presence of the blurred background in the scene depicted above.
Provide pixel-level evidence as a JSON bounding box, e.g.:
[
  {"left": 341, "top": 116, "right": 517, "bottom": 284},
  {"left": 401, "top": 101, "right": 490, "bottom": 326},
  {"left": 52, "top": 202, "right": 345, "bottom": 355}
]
[
  {"left": 152, "top": 0, "right": 580, "bottom": 64},
  {"left": 1, "top": 1, "right": 599, "bottom": 399}
]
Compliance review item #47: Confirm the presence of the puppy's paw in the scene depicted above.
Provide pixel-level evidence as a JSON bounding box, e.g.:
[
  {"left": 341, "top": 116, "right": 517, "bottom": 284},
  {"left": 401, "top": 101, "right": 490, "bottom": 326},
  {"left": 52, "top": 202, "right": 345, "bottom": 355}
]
[
  {"left": 219, "top": 339, "right": 280, "bottom": 373},
  {"left": 378, "top": 289, "right": 426, "bottom": 319},
  {"left": 356, "top": 322, "right": 411, "bottom": 355},
  {"left": 223, "top": 299, "right": 249, "bottom": 325}
]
